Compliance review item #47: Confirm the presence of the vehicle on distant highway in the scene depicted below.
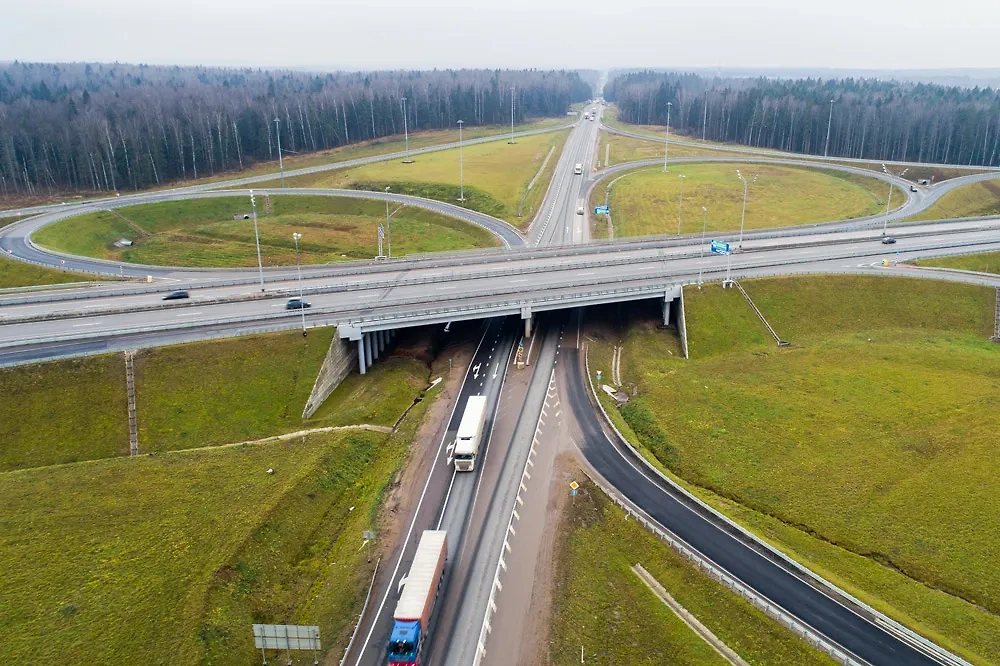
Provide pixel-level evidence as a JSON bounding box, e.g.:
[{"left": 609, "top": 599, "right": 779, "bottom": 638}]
[
  {"left": 909, "top": 185, "right": 918, "bottom": 192},
  {"left": 454, "top": 395, "right": 488, "bottom": 471},
  {"left": 574, "top": 163, "right": 583, "bottom": 175},
  {"left": 882, "top": 237, "right": 897, "bottom": 244},
  {"left": 387, "top": 530, "right": 448, "bottom": 665},
  {"left": 161, "top": 290, "right": 189, "bottom": 301},
  {"left": 576, "top": 205, "right": 585, "bottom": 215},
  {"left": 285, "top": 298, "right": 311, "bottom": 310}
]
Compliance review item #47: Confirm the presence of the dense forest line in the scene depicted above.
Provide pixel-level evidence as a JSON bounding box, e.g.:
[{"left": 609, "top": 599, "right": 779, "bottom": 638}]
[
  {"left": 0, "top": 63, "right": 591, "bottom": 198},
  {"left": 605, "top": 71, "right": 1000, "bottom": 167}
]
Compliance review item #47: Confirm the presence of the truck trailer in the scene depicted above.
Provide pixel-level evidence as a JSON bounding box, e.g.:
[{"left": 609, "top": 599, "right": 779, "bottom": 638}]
[
  {"left": 454, "top": 395, "right": 488, "bottom": 472},
  {"left": 387, "top": 530, "right": 448, "bottom": 665}
]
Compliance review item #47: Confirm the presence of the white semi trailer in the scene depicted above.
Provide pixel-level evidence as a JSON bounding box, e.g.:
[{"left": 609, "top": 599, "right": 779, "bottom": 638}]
[{"left": 454, "top": 395, "right": 487, "bottom": 472}]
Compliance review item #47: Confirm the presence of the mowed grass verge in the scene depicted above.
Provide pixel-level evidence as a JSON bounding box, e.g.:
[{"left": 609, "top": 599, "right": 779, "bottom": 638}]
[
  {"left": 915, "top": 250, "right": 1000, "bottom": 275},
  {"left": 32, "top": 195, "right": 498, "bottom": 268},
  {"left": 0, "top": 353, "right": 129, "bottom": 471},
  {"left": 909, "top": 178, "right": 1000, "bottom": 221},
  {"left": 266, "top": 130, "right": 570, "bottom": 227},
  {"left": 550, "top": 477, "right": 837, "bottom": 665},
  {"left": 592, "top": 275, "right": 1000, "bottom": 664},
  {"left": 0, "top": 256, "right": 103, "bottom": 289},
  {"left": 590, "top": 163, "right": 904, "bottom": 239}
]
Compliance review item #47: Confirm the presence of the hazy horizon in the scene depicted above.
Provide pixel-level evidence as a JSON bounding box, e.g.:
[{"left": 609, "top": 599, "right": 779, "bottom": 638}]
[{"left": 2, "top": 0, "right": 998, "bottom": 74}]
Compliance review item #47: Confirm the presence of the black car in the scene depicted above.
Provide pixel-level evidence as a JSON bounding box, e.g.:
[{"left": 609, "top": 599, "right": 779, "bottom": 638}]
[
  {"left": 286, "top": 298, "right": 311, "bottom": 310},
  {"left": 162, "top": 290, "right": 190, "bottom": 300},
  {"left": 881, "top": 237, "right": 897, "bottom": 244}
]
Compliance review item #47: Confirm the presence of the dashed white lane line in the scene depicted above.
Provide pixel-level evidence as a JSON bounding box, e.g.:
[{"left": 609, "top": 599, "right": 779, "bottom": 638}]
[
  {"left": 72, "top": 321, "right": 101, "bottom": 327},
  {"left": 175, "top": 312, "right": 203, "bottom": 317}
]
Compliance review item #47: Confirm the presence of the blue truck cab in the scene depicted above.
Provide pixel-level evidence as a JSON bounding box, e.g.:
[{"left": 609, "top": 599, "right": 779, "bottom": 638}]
[{"left": 387, "top": 620, "right": 420, "bottom": 664}]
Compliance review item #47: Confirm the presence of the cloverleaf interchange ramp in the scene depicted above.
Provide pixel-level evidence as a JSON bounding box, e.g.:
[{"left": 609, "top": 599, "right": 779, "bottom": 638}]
[{"left": 2, "top": 110, "right": 997, "bottom": 665}]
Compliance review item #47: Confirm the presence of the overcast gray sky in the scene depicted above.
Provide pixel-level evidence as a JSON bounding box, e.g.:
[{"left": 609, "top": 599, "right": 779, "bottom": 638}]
[{"left": 2, "top": 0, "right": 997, "bottom": 72}]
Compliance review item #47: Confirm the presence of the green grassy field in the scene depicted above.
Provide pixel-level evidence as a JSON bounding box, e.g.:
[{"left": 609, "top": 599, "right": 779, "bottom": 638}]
[
  {"left": 591, "top": 275, "right": 1000, "bottom": 664},
  {"left": 265, "top": 130, "right": 571, "bottom": 227},
  {"left": 307, "top": 356, "right": 429, "bottom": 428},
  {"left": 0, "top": 255, "right": 103, "bottom": 289},
  {"left": 590, "top": 163, "right": 905, "bottom": 239},
  {"left": 0, "top": 354, "right": 129, "bottom": 471},
  {"left": 0, "top": 426, "right": 411, "bottom": 665},
  {"left": 134, "top": 329, "right": 334, "bottom": 452},
  {"left": 598, "top": 131, "right": 723, "bottom": 167},
  {"left": 909, "top": 178, "right": 1000, "bottom": 221},
  {"left": 32, "top": 195, "right": 498, "bottom": 268},
  {"left": 549, "top": 477, "right": 838, "bottom": 665},
  {"left": 915, "top": 251, "right": 1000, "bottom": 274}
]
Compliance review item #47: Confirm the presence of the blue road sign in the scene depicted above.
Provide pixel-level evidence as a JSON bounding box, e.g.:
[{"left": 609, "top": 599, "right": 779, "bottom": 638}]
[
  {"left": 594, "top": 205, "right": 610, "bottom": 215},
  {"left": 710, "top": 240, "right": 730, "bottom": 255}
]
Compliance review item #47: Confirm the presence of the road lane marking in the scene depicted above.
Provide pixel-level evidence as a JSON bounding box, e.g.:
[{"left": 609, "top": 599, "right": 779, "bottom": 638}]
[
  {"left": 175, "top": 312, "right": 203, "bottom": 317},
  {"left": 72, "top": 322, "right": 101, "bottom": 327}
]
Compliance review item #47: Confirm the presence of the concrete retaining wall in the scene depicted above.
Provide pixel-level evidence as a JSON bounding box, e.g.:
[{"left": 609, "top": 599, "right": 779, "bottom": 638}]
[{"left": 302, "top": 334, "right": 357, "bottom": 418}]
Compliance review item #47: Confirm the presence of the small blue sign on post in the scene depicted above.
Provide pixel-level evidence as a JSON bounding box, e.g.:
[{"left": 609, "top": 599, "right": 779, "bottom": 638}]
[
  {"left": 594, "top": 205, "right": 610, "bottom": 215},
  {"left": 710, "top": 240, "right": 730, "bottom": 255}
]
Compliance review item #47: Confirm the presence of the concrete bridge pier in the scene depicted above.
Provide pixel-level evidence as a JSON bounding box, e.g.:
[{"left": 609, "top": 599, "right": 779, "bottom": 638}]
[
  {"left": 372, "top": 331, "right": 380, "bottom": 361},
  {"left": 357, "top": 336, "right": 367, "bottom": 375},
  {"left": 522, "top": 305, "right": 533, "bottom": 338},
  {"left": 364, "top": 332, "right": 374, "bottom": 368},
  {"left": 377, "top": 330, "right": 386, "bottom": 353},
  {"left": 662, "top": 298, "right": 673, "bottom": 327}
]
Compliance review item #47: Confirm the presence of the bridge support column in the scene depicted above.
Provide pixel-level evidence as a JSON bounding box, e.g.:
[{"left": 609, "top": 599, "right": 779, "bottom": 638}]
[
  {"left": 372, "top": 332, "right": 380, "bottom": 361},
  {"left": 663, "top": 298, "right": 673, "bottom": 327},
  {"left": 364, "top": 332, "right": 374, "bottom": 368},
  {"left": 358, "top": 337, "right": 367, "bottom": 375},
  {"left": 521, "top": 305, "right": 533, "bottom": 338},
  {"left": 377, "top": 330, "right": 385, "bottom": 353}
]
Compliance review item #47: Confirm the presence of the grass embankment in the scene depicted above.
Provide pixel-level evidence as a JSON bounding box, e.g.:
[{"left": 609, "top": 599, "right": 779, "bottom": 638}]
[
  {"left": 33, "top": 195, "right": 497, "bottom": 268},
  {"left": 266, "top": 130, "right": 571, "bottom": 227},
  {"left": 590, "top": 163, "right": 904, "bottom": 239},
  {"left": 0, "top": 426, "right": 416, "bottom": 665},
  {"left": 307, "top": 356, "right": 429, "bottom": 428},
  {"left": 0, "top": 256, "right": 101, "bottom": 289},
  {"left": 595, "top": 275, "right": 1000, "bottom": 664},
  {"left": 550, "top": 477, "right": 838, "bottom": 665},
  {"left": 597, "top": 131, "right": 723, "bottom": 166},
  {"left": 0, "top": 354, "right": 129, "bottom": 471},
  {"left": 909, "top": 178, "right": 1000, "bottom": 221},
  {"left": 915, "top": 251, "right": 1000, "bottom": 275}
]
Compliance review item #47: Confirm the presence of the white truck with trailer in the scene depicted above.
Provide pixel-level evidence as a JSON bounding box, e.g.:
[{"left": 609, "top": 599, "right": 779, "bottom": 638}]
[{"left": 453, "top": 395, "right": 488, "bottom": 472}]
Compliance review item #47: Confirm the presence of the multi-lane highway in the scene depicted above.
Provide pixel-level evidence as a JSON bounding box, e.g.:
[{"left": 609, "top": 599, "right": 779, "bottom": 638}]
[{"left": 2, "top": 101, "right": 996, "bottom": 666}]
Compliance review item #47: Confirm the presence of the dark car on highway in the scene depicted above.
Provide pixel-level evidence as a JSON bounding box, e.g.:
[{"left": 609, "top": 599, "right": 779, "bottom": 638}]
[
  {"left": 162, "top": 290, "right": 190, "bottom": 300},
  {"left": 286, "top": 298, "right": 311, "bottom": 310},
  {"left": 881, "top": 237, "right": 897, "bottom": 244}
]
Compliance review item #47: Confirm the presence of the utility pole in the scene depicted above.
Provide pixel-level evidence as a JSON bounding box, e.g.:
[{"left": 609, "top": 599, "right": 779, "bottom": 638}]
[
  {"left": 736, "top": 169, "right": 758, "bottom": 250},
  {"left": 881, "top": 164, "right": 908, "bottom": 235},
  {"left": 457, "top": 119, "right": 465, "bottom": 202},
  {"left": 698, "top": 206, "right": 707, "bottom": 288},
  {"left": 249, "top": 189, "right": 265, "bottom": 292},
  {"left": 663, "top": 101, "right": 672, "bottom": 172},
  {"left": 509, "top": 86, "right": 516, "bottom": 144},
  {"left": 677, "top": 174, "right": 685, "bottom": 235},
  {"left": 273, "top": 118, "right": 285, "bottom": 188},
  {"left": 384, "top": 186, "right": 392, "bottom": 257},
  {"left": 401, "top": 97, "right": 414, "bottom": 163},
  {"left": 824, "top": 99, "right": 834, "bottom": 157},
  {"left": 292, "top": 232, "right": 306, "bottom": 335}
]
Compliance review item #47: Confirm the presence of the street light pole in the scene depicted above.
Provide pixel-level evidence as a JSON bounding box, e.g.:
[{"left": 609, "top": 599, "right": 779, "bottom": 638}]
[
  {"left": 698, "top": 206, "right": 707, "bottom": 288},
  {"left": 292, "top": 232, "right": 306, "bottom": 335},
  {"left": 457, "top": 119, "right": 465, "bottom": 202},
  {"left": 736, "top": 169, "right": 758, "bottom": 250},
  {"left": 881, "top": 164, "right": 908, "bottom": 235},
  {"left": 509, "top": 86, "right": 516, "bottom": 144},
  {"left": 384, "top": 186, "right": 392, "bottom": 257},
  {"left": 401, "top": 97, "right": 413, "bottom": 163},
  {"left": 824, "top": 99, "right": 834, "bottom": 157},
  {"left": 249, "top": 189, "right": 265, "bottom": 292},
  {"left": 677, "top": 174, "right": 685, "bottom": 235},
  {"left": 663, "top": 101, "right": 672, "bottom": 172},
  {"left": 274, "top": 118, "right": 285, "bottom": 188}
]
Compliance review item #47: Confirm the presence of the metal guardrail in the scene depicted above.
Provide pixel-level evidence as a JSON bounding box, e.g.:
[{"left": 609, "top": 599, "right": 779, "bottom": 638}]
[{"left": 582, "top": 341, "right": 970, "bottom": 666}]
